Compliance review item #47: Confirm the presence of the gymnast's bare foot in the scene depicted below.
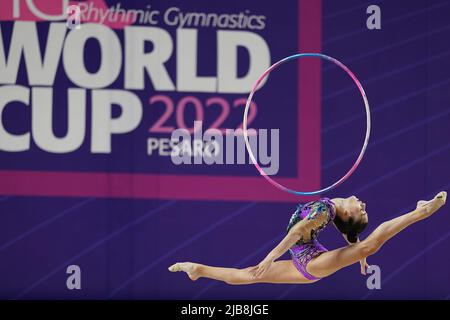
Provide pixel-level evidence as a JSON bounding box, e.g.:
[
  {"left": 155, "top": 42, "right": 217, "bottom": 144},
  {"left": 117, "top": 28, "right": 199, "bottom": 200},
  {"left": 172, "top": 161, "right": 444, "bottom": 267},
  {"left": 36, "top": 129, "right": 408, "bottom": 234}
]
[
  {"left": 415, "top": 191, "right": 447, "bottom": 220},
  {"left": 168, "top": 262, "right": 201, "bottom": 281}
]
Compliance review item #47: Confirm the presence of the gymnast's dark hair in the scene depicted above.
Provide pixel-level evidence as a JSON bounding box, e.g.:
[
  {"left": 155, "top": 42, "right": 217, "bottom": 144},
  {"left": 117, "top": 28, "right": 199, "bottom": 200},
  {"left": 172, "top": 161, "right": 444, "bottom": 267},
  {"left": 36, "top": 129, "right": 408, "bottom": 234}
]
[{"left": 333, "top": 214, "right": 368, "bottom": 243}]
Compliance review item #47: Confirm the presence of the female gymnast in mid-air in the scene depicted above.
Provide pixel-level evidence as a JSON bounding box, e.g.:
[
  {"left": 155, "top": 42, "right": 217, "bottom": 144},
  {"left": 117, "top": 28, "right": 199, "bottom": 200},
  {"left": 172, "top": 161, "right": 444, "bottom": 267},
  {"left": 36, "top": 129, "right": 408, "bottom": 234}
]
[{"left": 168, "top": 191, "right": 447, "bottom": 285}]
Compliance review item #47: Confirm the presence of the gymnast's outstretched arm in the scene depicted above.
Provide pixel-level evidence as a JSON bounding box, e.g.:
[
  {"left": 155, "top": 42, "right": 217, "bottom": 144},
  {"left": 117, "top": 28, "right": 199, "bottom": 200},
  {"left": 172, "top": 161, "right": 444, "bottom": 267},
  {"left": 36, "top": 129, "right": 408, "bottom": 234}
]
[
  {"left": 248, "top": 214, "right": 326, "bottom": 279},
  {"left": 333, "top": 223, "right": 369, "bottom": 274},
  {"left": 261, "top": 224, "right": 303, "bottom": 258}
]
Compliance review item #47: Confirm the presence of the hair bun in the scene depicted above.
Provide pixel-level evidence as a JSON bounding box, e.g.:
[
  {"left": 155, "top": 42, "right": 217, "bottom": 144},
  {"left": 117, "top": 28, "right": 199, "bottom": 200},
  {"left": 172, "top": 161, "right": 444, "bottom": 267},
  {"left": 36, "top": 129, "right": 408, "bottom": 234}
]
[{"left": 347, "top": 233, "right": 358, "bottom": 243}]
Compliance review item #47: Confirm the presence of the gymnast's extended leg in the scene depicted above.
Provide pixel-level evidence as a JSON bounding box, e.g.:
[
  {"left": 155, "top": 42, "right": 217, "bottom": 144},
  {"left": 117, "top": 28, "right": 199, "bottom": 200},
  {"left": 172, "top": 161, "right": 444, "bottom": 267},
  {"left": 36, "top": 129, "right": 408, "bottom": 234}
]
[
  {"left": 307, "top": 191, "right": 447, "bottom": 278},
  {"left": 168, "top": 260, "right": 317, "bottom": 285}
]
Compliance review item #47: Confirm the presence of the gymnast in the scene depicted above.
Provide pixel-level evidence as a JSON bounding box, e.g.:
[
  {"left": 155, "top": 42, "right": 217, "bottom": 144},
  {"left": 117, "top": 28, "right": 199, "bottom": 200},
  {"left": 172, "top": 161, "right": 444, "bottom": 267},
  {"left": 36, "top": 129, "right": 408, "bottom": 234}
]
[{"left": 168, "top": 192, "right": 447, "bottom": 284}]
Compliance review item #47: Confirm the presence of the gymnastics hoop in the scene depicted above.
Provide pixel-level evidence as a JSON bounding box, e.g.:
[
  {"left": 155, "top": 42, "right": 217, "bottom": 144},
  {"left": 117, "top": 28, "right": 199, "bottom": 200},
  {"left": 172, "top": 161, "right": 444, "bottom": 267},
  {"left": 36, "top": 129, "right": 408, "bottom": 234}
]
[{"left": 243, "top": 53, "right": 371, "bottom": 196}]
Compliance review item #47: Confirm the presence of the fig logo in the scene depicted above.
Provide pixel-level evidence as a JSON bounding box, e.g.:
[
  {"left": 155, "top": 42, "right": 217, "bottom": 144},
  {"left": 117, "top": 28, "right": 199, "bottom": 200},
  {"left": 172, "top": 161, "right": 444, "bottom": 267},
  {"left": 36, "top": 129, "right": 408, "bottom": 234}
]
[{"left": 13, "top": 0, "right": 69, "bottom": 21}]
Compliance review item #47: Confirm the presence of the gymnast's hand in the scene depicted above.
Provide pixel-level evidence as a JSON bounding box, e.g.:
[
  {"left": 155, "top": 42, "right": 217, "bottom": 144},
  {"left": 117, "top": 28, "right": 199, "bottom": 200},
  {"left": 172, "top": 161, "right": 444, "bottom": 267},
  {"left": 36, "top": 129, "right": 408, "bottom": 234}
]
[
  {"left": 249, "top": 257, "right": 273, "bottom": 279},
  {"left": 359, "top": 257, "right": 370, "bottom": 275},
  {"left": 344, "top": 235, "right": 370, "bottom": 275}
]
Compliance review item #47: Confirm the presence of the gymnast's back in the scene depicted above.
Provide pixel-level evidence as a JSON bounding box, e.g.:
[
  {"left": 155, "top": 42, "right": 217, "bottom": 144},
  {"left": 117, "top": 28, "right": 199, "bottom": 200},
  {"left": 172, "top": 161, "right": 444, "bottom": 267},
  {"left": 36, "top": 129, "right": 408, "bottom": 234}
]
[{"left": 286, "top": 198, "right": 336, "bottom": 245}]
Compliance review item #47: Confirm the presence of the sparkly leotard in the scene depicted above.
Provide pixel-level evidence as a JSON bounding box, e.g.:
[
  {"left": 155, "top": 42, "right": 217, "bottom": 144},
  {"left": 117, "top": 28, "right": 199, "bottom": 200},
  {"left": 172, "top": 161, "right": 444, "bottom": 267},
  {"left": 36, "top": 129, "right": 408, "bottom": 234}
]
[{"left": 286, "top": 198, "right": 336, "bottom": 281}]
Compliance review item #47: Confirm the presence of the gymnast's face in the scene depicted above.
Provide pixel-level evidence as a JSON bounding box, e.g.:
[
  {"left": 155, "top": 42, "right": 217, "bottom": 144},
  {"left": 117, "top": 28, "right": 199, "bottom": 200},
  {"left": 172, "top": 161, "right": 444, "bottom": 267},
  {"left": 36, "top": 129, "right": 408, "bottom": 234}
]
[{"left": 343, "top": 196, "right": 368, "bottom": 223}]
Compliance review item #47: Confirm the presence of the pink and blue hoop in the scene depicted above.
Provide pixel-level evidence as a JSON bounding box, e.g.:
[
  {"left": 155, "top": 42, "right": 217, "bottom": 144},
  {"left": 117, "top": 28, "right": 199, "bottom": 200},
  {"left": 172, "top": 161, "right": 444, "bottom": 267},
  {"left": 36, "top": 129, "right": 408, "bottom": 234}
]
[{"left": 243, "top": 53, "right": 371, "bottom": 196}]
